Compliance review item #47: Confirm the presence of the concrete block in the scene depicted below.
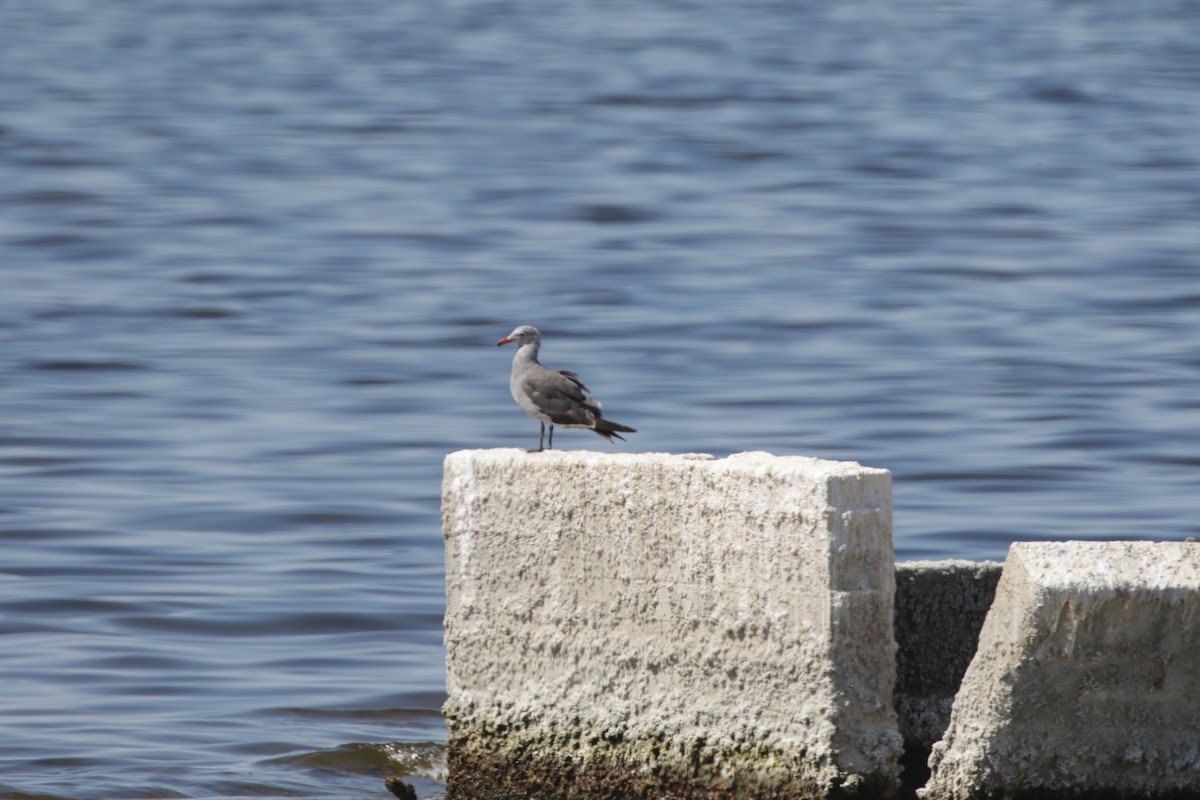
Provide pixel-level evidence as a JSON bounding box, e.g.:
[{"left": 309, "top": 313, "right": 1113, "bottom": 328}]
[
  {"left": 894, "top": 560, "right": 1003, "bottom": 750},
  {"left": 923, "top": 541, "right": 1200, "bottom": 800},
  {"left": 443, "top": 449, "right": 901, "bottom": 800}
]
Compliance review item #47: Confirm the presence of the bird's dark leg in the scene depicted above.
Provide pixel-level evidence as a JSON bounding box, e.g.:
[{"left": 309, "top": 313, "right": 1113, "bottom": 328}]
[
  {"left": 533, "top": 422, "right": 545, "bottom": 452},
  {"left": 548, "top": 425, "right": 554, "bottom": 449}
]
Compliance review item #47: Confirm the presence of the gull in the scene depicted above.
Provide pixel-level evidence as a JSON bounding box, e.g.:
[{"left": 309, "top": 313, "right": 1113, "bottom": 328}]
[{"left": 497, "top": 325, "right": 636, "bottom": 452}]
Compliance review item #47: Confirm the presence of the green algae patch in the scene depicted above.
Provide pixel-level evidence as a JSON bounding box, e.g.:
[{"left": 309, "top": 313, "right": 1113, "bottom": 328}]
[{"left": 444, "top": 715, "right": 897, "bottom": 800}]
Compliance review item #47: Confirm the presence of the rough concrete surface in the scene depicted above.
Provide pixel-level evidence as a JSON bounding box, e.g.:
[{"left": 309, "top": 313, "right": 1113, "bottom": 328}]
[
  {"left": 443, "top": 449, "right": 902, "bottom": 799},
  {"left": 894, "top": 560, "right": 1003, "bottom": 795},
  {"left": 894, "top": 560, "right": 1003, "bottom": 750},
  {"left": 922, "top": 541, "right": 1200, "bottom": 800}
]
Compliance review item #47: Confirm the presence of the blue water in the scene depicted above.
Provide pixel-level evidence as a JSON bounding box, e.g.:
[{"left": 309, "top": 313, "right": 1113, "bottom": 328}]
[{"left": 2, "top": 1, "right": 1198, "bottom": 797}]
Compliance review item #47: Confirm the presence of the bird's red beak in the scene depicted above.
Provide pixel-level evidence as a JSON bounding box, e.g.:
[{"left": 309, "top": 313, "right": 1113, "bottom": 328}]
[{"left": 497, "top": 336, "right": 512, "bottom": 346}]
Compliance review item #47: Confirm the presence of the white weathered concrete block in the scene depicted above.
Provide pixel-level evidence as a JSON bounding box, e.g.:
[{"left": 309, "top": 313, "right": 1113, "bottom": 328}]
[
  {"left": 923, "top": 541, "right": 1200, "bottom": 800},
  {"left": 443, "top": 449, "right": 900, "bottom": 800}
]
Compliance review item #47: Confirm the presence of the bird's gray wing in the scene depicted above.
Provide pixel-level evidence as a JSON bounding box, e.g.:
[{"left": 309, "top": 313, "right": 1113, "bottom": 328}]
[
  {"left": 555, "top": 370, "right": 589, "bottom": 393},
  {"left": 519, "top": 365, "right": 602, "bottom": 427}
]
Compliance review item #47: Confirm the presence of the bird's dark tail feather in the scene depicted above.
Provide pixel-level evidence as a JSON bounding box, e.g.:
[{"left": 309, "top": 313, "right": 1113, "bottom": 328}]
[{"left": 592, "top": 418, "right": 637, "bottom": 442}]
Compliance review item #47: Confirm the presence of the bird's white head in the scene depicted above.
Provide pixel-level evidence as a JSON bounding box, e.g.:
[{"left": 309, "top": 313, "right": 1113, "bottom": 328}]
[{"left": 497, "top": 325, "right": 541, "bottom": 347}]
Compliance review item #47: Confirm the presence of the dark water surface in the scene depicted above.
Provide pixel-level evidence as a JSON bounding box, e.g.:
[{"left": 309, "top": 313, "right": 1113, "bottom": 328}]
[{"left": 2, "top": 1, "right": 1198, "bottom": 797}]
